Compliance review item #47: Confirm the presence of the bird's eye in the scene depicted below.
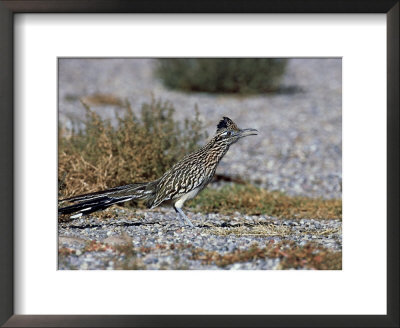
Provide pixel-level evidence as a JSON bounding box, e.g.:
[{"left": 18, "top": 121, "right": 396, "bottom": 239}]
[{"left": 221, "top": 131, "right": 231, "bottom": 138}]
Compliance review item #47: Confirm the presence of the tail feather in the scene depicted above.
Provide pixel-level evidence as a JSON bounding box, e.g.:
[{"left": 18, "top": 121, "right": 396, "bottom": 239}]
[
  {"left": 59, "top": 180, "right": 159, "bottom": 218},
  {"left": 59, "top": 196, "right": 113, "bottom": 215},
  {"left": 60, "top": 183, "right": 149, "bottom": 203},
  {"left": 59, "top": 196, "right": 133, "bottom": 217}
]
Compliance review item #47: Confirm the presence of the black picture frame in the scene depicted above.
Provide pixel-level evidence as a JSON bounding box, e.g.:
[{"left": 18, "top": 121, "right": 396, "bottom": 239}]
[{"left": 0, "top": 1, "right": 398, "bottom": 327}]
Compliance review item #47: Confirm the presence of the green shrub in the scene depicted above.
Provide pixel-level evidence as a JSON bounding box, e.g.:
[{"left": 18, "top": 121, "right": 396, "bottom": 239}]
[
  {"left": 58, "top": 98, "right": 207, "bottom": 198},
  {"left": 156, "top": 58, "right": 287, "bottom": 94}
]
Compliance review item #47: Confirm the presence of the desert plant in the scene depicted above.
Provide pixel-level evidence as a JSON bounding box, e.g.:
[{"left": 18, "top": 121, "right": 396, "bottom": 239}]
[
  {"left": 58, "top": 98, "right": 207, "bottom": 198},
  {"left": 156, "top": 58, "right": 287, "bottom": 94}
]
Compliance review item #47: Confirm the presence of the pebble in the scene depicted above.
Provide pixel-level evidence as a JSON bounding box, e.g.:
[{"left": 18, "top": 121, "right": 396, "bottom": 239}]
[{"left": 58, "top": 208, "right": 342, "bottom": 270}]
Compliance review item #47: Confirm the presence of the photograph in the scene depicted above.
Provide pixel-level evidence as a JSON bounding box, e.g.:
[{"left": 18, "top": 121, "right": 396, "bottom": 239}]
[{"left": 57, "top": 58, "right": 342, "bottom": 270}]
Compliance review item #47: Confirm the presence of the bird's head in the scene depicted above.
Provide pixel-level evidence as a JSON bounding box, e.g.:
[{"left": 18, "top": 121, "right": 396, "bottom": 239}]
[{"left": 215, "top": 117, "right": 258, "bottom": 145}]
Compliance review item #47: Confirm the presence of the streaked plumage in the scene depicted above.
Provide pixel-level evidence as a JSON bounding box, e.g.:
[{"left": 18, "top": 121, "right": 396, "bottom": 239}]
[{"left": 58, "top": 117, "right": 258, "bottom": 227}]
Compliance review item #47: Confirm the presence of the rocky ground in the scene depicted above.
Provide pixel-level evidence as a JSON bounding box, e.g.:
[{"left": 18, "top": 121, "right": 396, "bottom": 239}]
[
  {"left": 58, "top": 58, "right": 342, "bottom": 270},
  {"left": 58, "top": 208, "right": 342, "bottom": 270}
]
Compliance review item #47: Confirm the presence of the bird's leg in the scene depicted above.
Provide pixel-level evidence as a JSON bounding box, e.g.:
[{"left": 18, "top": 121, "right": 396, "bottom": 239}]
[{"left": 173, "top": 206, "right": 194, "bottom": 228}]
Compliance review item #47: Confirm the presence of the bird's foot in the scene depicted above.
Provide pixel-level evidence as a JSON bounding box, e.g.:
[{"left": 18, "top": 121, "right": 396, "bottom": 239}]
[{"left": 181, "top": 216, "right": 195, "bottom": 228}]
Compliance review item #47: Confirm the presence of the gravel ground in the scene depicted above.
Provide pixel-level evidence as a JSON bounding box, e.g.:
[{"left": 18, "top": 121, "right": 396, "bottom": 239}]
[
  {"left": 58, "top": 58, "right": 342, "bottom": 270},
  {"left": 59, "top": 58, "right": 342, "bottom": 199},
  {"left": 58, "top": 208, "right": 342, "bottom": 270}
]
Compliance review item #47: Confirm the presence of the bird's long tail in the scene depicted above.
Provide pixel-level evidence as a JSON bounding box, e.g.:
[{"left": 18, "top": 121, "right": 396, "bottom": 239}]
[{"left": 58, "top": 181, "right": 158, "bottom": 219}]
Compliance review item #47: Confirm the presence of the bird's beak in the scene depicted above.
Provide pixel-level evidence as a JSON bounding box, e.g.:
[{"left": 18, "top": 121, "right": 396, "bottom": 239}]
[{"left": 238, "top": 128, "right": 258, "bottom": 138}]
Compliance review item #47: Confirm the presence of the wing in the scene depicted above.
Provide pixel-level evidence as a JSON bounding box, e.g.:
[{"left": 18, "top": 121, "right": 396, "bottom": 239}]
[{"left": 148, "top": 160, "right": 207, "bottom": 209}]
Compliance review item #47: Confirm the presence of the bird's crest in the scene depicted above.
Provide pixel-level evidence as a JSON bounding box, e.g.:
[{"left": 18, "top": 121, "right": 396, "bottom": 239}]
[{"left": 217, "top": 117, "right": 239, "bottom": 133}]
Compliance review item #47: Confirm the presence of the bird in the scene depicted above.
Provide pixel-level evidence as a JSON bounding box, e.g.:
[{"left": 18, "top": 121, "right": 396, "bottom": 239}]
[{"left": 58, "top": 116, "right": 258, "bottom": 227}]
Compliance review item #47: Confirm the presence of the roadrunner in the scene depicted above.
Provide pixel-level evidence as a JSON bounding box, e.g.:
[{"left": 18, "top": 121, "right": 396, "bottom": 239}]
[{"left": 59, "top": 117, "right": 257, "bottom": 227}]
